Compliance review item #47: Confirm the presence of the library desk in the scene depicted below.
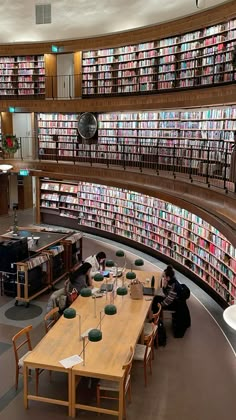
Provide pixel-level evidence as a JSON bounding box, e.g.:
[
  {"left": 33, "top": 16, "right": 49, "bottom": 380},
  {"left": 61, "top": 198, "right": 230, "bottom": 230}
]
[{"left": 23, "top": 269, "right": 162, "bottom": 417}]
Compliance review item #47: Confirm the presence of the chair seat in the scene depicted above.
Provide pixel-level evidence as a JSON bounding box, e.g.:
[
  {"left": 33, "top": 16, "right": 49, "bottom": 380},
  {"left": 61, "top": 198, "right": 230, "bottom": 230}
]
[
  {"left": 143, "top": 323, "right": 158, "bottom": 337},
  {"left": 18, "top": 350, "right": 32, "bottom": 368},
  {"left": 99, "top": 374, "right": 130, "bottom": 392},
  {"left": 134, "top": 344, "right": 151, "bottom": 361}
]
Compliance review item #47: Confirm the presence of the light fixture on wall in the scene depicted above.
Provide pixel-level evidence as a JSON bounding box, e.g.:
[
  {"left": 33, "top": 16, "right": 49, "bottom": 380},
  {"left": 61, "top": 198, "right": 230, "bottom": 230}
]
[
  {"left": 223, "top": 304, "right": 236, "bottom": 331},
  {"left": 0, "top": 164, "right": 13, "bottom": 173}
]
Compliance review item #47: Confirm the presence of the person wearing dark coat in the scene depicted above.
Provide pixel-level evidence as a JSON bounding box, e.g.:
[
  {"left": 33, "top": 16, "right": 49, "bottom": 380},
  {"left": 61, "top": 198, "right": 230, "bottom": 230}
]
[{"left": 69, "top": 262, "right": 92, "bottom": 294}]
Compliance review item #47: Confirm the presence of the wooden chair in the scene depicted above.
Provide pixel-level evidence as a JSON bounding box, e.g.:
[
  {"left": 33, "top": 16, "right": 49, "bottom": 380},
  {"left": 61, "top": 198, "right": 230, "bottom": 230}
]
[
  {"left": 12, "top": 325, "right": 40, "bottom": 393},
  {"left": 97, "top": 346, "right": 134, "bottom": 418},
  {"left": 44, "top": 307, "right": 60, "bottom": 334},
  {"left": 133, "top": 329, "right": 154, "bottom": 386},
  {"left": 143, "top": 303, "right": 162, "bottom": 358}
]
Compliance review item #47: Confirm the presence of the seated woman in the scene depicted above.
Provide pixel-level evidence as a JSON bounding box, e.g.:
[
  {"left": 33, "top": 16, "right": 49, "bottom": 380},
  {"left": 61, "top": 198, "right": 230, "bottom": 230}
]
[
  {"left": 84, "top": 251, "right": 106, "bottom": 277},
  {"left": 69, "top": 262, "right": 92, "bottom": 294},
  {"left": 152, "top": 265, "right": 182, "bottom": 314}
]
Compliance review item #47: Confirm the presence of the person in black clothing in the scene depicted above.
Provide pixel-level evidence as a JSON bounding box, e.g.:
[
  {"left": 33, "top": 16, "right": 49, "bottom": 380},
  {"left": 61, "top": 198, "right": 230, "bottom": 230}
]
[
  {"left": 152, "top": 265, "right": 181, "bottom": 314},
  {"left": 69, "top": 262, "right": 92, "bottom": 294},
  {"left": 152, "top": 265, "right": 191, "bottom": 338}
]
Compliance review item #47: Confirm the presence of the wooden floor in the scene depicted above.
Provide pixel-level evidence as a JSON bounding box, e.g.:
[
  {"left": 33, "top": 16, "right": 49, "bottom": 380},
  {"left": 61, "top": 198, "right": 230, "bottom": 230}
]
[{"left": 0, "top": 208, "right": 235, "bottom": 420}]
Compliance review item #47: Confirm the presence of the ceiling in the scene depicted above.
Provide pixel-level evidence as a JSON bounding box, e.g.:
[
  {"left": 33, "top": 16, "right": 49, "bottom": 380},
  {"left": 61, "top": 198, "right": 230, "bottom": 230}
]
[{"left": 0, "top": 0, "right": 231, "bottom": 44}]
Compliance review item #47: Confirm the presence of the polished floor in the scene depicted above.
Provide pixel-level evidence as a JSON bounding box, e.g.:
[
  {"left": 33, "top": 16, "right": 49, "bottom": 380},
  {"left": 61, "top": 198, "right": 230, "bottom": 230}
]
[{"left": 0, "top": 209, "right": 236, "bottom": 420}]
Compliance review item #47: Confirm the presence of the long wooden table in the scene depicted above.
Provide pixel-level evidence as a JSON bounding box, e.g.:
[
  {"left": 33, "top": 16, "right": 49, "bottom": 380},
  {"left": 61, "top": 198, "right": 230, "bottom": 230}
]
[{"left": 23, "top": 269, "right": 162, "bottom": 417}]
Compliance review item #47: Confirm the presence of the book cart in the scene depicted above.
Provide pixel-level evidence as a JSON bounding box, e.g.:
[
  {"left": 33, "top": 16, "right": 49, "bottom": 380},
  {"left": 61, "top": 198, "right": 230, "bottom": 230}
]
[{"left": 15, "top": 253, "right": 50, "bottom": 307}]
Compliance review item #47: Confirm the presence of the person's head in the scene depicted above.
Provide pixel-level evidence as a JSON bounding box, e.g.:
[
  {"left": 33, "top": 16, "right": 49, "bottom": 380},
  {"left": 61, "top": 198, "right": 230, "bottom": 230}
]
[
  {"left": 163, "top": 265, "right": 175, "bottom": 282},
  {"left": 96, "top": 252, "right": 106, "bottom": 264},
  {"left": 77, "top": 262, "right": 92, "bottom": 276}
]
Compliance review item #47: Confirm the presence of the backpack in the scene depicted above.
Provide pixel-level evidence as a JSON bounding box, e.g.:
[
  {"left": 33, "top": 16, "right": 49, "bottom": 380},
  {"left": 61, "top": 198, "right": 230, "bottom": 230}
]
[{"left": 178, "top": 284, "right": 190, "bottom": 301}]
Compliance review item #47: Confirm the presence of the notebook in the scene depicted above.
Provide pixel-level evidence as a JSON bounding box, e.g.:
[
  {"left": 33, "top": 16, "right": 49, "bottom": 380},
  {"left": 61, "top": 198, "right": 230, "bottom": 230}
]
[{"left": 143, "top": 286, "right": 155, "bottom": 296}]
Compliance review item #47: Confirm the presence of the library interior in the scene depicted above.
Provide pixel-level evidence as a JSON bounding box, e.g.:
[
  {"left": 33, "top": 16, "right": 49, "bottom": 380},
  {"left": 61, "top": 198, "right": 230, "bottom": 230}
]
[{"left": 0, "top": 1, "right": 236, "bottom": 419}]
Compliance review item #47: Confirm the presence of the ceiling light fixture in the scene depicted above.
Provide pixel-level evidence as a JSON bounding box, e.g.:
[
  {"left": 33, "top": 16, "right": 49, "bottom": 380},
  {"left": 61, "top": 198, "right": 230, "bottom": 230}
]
[{"left": 0, "top": 164, "right": 13, "bottom": 173}]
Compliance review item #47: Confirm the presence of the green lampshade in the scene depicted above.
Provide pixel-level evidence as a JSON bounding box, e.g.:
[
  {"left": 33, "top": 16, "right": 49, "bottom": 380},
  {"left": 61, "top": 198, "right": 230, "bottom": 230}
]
[
  {"left": 106, "top": 259, "right": 115, "bottom": 268},
  {"left": 134, "top": 258, "right": 144, "bottom": 267},
  {"left": 116, "top": 250, "right": 125, "bottom": 257},
  {"left": 117, "top": 286, "right": 128, "bottom": 296},
  {"left": 80, "top": 287, "right": 92, "bottom": 297},
  {"left": 88, "top": 328, "right": 102, "bottom": 342},
  {"left": 63, "top": 308, "right": 76, "bottom": 319},
  {"left": 104, "top": 304, "right": 117, "bottom": 315},
  {"left": 126, "top": 271, "right": 136, "bottom": 280},
  {"left": 94, "top": 273, "right": 104, "bottom": 282}
]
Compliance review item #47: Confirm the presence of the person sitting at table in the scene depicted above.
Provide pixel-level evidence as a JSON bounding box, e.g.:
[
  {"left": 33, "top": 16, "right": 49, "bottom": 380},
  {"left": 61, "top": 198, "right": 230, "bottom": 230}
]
[
  {"left": 69, "top": 262, "right": 92, "bottom": 294},
  {"left": 152, "top": 265, "right": 182, "bottom": 313},
  {"left": 84, "top": 251, "right": 106, "bottom": 277}
]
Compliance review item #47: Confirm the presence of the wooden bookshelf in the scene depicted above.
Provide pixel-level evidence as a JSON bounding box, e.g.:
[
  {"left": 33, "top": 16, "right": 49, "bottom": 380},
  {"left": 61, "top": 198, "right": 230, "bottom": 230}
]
[
  {"left": 0, "top": 55, "right": 45, "bottom": 97},
  {"left": 36, "top": 106, "right": 236, "bottom": 177},
  {"left": 16, "top": 253, "right": 50, "bottom": 306},
  {"left": 38, "top": 179, "right": 236, "bottom": 307},
  {"left": 82, "top": 18, "right": 236, "bottom": 97},
  {"left": 37, "top": 112, "right": 79, "bottom": 160}
]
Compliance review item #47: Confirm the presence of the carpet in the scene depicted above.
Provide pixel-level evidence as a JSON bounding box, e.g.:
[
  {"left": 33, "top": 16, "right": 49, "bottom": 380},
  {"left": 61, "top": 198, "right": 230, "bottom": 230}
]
[
  {"left": 5, "top": 304, "right": 43, "bottom": 321},
  {"left": 0, "top": 342, "right": 11, "bottom": 356}
]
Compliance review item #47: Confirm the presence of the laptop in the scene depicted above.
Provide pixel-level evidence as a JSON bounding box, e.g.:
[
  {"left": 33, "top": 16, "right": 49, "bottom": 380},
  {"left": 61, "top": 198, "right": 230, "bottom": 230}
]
[
  {"left": 100, "top": 283, "right": 114, "bottom": 292},
  {"left": 143, "top": 286, "right": 155, "bottom": 296}
]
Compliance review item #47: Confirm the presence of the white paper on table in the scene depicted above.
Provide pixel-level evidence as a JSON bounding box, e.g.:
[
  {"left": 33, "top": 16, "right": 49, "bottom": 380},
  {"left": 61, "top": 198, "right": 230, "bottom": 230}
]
[{"left": 59, "top": 354, "right": 83, "bottom": 368}]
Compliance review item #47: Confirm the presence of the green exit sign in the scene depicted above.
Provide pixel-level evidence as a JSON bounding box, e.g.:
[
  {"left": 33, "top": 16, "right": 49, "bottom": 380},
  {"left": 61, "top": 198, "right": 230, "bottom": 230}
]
[{"left": 19, "top": 169, "right": 30, "bottom": 176}]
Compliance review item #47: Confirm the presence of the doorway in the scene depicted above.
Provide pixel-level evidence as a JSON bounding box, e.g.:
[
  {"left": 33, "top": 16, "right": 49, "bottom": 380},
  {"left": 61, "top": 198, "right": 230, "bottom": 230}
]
[{"left": 57, "top": 53, "right": 74, "bottom": 99}]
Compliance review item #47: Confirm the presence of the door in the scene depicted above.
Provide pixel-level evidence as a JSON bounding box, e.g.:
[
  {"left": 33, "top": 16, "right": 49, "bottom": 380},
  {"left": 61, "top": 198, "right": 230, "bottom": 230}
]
[
  {"left": 57, "top": 53, "right": 74, "bottom": 99},
  {"left": 12, "top": 113, "right": 33, "bottom": 159}
]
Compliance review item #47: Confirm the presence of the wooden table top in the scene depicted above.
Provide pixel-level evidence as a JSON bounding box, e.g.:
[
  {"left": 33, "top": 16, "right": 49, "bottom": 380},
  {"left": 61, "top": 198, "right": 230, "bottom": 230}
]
[{"left": 24, "top": 269, "right": 162, "bottom": 376}]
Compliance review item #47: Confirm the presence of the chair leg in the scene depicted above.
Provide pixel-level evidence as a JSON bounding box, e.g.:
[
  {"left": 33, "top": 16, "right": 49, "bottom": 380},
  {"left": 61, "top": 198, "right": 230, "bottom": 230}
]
[
  {"left": 123, "top": 395, "right": 126, "bottom": 419},
  {"left": 128, "top": 383, "right": 131, "bottom": 403},
  {"left": 144, "top": 363, "right": 147, "bottom": 387},
  {"left": 96, "top": 386, "right": 101, "bottom": 415},
  {"left": 149, "top": 357, "right": 152, "bottom": 375},
  {"left": 35, "top": 369, "right": 39, "bottom": 395},
  {"left": 15, "top": 367, "right": 19, "bottom": 390}
]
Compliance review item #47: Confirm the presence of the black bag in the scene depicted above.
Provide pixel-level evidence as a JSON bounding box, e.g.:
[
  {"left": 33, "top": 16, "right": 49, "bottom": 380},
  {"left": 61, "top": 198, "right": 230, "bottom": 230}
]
[
  {"left": 158, "top": 319, "right": 167, "bottom": 347},
  {"left": 178, "top": 284, "right": 190, "bottom": 301}
]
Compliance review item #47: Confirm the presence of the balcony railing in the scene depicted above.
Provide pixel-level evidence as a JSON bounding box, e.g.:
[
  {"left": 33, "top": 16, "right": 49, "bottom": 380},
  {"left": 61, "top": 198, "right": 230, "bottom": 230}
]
[{"left": 0, "top": 136, "right": 235, "bottom": 194}]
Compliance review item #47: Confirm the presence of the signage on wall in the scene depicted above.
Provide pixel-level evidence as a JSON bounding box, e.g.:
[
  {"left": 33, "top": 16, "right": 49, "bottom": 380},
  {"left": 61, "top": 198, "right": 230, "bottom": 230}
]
[{"left": 19, "top": 169, "right": 30, "bottom": 176}]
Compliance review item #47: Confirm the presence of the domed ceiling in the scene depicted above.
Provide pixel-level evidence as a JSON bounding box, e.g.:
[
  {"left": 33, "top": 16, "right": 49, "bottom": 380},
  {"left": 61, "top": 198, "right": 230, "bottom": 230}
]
[{"left": 0, "top": 0, "right": 230, "bottom": 44}]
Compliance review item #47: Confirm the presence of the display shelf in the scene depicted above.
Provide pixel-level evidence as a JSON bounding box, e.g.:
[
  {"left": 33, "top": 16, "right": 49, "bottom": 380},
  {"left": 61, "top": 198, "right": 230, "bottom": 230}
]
[
  {"left": 44, "top": 244, "right": 67, "bottom": 286},
  {"left": 0, "top": 55, "right": 45, "bottom": 97},
  {"left": 38, "top": 179, "right": 236, "bottom": 306},
  {"left": 16, "top": 253, "right": 50, "bottom": 306},
  {"left": 82, "top": 18, "right": 236, "bottom": 97}
]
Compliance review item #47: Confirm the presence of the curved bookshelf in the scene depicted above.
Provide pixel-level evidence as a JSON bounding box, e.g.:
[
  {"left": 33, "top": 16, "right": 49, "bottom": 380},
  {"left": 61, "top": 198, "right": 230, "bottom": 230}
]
[
  {"left": 39, "top": 179, "right": 236, "bottom": 308},
  {"left": 82, "top": 18, "right": 236, "bottom": 97}
]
